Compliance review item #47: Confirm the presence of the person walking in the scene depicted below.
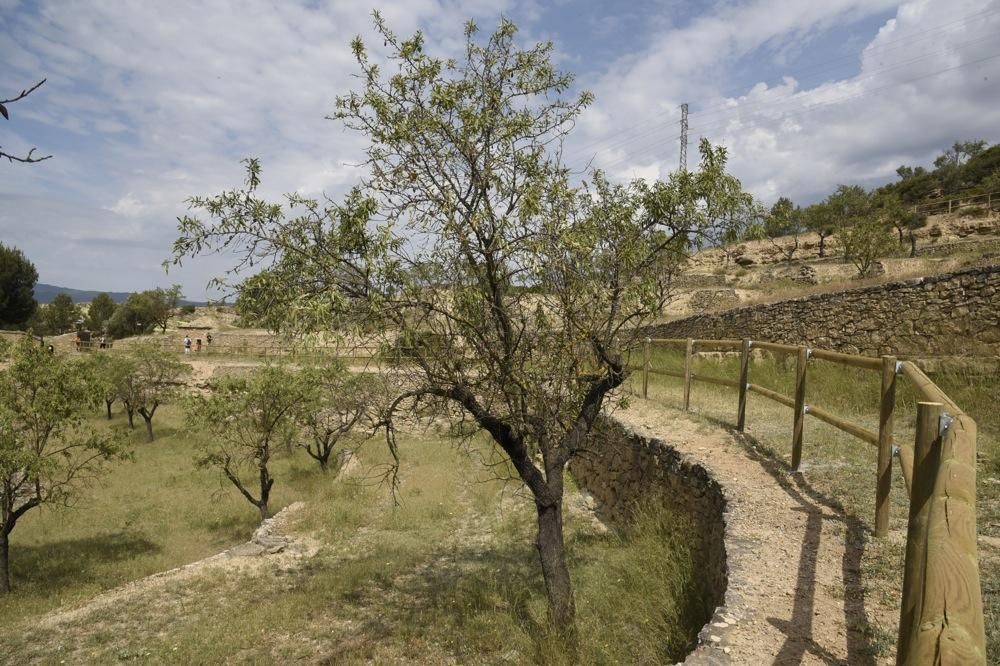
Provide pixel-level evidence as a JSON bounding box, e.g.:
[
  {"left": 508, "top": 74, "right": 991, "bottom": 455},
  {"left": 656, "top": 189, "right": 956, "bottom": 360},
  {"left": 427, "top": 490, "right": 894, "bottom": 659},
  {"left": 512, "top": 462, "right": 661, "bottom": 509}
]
[{"left": 184, "top": 335, "right": 192, "bottom": 354}]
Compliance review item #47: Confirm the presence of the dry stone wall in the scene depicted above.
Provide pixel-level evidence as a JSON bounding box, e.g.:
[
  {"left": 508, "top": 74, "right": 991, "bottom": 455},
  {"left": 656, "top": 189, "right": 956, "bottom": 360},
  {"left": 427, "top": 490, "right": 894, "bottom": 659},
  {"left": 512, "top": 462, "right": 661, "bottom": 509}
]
[
  {"left": 649, "top": 265, "right": 1000, "bottom": 356},
  {"left": 570, "top": 417, "right": 727, "bottom": 659}
]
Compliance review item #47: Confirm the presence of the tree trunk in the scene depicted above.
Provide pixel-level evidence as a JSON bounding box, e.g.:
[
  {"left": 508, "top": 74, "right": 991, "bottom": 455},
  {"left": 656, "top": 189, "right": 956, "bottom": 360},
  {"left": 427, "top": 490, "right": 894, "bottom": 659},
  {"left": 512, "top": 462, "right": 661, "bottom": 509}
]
[
  {"left": 535, "top": 497, "right": 576, "bottom": 644},
  {"left": 125, "top": 405, "right": 135, "bottom": 429},
  {"left": 258, "top": 465, "right": 272, "bottom": 521},
  {"left": 818, "top": 234, "right": 826, "bottom": 258},
  {"left": 0, "top": 529, "right": 11, "bottom": 594},
  {"left": 142, "top": 414, "right": 154, "bottom": 442},
  {"left": 909, "top": 232, "right": 917, "bottom": 258},
  {"left": 105, "top": 399, "right": 113, "bottom": 420}
]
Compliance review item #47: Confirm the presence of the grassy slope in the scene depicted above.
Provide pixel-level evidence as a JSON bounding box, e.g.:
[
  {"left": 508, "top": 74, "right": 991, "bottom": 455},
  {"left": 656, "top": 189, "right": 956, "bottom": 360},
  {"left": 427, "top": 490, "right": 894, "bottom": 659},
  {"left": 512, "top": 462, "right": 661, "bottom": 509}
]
[
  {"left": 631, "top": 348, "right": 1000, "bottom": 661},
  {"left": 2, "top": 403, "right": 703, "bottom": 665}
]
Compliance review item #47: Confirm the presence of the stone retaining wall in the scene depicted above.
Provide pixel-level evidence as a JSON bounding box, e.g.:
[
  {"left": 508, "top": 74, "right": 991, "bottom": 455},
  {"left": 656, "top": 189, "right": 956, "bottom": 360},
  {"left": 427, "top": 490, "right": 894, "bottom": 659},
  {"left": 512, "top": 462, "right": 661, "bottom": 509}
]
[
  {"left": 648, "top": 264, "right": 1000, "bottom": 356},
  {"left": 570, "top": 417, "right": 727, "bottom": 661}
]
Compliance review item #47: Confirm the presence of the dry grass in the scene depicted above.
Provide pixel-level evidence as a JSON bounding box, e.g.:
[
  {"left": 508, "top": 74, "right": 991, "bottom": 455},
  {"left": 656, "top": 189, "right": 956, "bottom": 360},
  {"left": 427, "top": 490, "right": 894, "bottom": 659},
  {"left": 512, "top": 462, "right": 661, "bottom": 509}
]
[{"left": 1, "top": 400, "right": 705, "bottom": 664}]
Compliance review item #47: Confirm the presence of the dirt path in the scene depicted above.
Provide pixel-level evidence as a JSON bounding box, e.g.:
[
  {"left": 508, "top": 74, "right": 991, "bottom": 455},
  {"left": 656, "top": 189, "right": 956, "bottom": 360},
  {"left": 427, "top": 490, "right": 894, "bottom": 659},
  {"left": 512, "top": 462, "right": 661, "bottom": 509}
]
[
  {"left": 616, "top": 402, "right": 896, "bottom": 665},
  {"left": 33, "top": 502, "right": 322, "bottom": 633}
]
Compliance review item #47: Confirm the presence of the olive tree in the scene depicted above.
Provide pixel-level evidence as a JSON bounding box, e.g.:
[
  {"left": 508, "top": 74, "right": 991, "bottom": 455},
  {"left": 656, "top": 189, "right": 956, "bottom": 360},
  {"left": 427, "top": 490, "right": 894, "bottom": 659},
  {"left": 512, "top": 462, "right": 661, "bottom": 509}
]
[
  {"left": 172, "top": 15, "right": 755, "bottom": 639},
  {"left": 187, "top": 364, "right": 314, "bottom": 522},
  {"left": 0, "top": 337, "right": 128, "bottom": 593}
]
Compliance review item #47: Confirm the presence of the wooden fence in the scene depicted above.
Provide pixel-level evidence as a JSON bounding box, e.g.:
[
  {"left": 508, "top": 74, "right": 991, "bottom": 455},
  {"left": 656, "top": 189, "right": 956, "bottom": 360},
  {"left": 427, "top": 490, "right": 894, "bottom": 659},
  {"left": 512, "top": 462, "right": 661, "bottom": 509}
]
[
  {"left": 73, "top": 337, "right": 387, "bottom": 364},
  {"left": 913, "top": 189, "right": 1000, "bottom": 217},
  {"left": 634, "top": 337, "right": 985, "bottom": 665}
]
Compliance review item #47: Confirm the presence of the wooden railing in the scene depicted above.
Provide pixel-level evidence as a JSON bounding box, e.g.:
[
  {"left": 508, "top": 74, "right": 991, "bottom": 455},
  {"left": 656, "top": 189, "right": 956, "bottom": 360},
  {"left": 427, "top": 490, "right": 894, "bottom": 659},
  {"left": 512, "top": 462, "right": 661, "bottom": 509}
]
[
  {"left": 73, "top": 337, "right": 388, "bottom": 364},
  {"left": 633, "top": 337, "right": 985, "bottom": 665},
  {"left": 913, "top": 189, "right": 1000, "bottom": 216}
]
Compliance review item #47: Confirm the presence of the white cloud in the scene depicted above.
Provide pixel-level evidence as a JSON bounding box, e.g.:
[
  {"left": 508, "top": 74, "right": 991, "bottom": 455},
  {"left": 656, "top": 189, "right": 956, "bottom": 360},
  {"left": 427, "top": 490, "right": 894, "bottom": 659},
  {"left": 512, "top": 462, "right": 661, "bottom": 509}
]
[
  {"left": 1, "top": 0, "right": 998, "bottom": 299},
  {"left": 571, "top": 0, "right": 1000, "bottom": 204}
]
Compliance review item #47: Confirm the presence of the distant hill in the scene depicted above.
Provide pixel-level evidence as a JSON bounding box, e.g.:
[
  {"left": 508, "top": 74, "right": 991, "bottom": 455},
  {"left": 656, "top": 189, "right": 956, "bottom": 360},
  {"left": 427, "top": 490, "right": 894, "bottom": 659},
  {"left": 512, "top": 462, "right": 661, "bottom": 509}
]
[
  {"left": 34, "top": 284, "right": 205, "bottom": 306},
  {"left": 34, "top": 284, "right": 132, "bottom": 305}
]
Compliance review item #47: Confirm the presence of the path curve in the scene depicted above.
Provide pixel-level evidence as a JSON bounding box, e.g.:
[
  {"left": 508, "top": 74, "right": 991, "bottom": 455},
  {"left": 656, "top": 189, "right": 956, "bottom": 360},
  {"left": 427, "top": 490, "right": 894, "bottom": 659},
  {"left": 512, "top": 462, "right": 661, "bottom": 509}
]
[{"left": 615, "top": 402, "right": 896, "bottom": 665}]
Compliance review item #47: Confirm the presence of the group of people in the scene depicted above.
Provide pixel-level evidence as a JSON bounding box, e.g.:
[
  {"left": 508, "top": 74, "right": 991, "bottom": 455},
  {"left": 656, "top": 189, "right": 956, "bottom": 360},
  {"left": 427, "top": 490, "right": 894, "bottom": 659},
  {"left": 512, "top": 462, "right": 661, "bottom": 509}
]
[
  {"left": 72, "top": 334, "right": 108, "bottom": 351},
  {"left": 182, "top": 332, "right": 213, "bottom": 354}
]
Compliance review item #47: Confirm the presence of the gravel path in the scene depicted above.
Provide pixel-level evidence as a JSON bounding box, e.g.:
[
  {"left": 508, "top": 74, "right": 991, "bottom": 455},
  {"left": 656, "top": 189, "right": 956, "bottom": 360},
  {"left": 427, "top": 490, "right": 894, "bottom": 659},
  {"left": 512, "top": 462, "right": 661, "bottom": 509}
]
[{"left": 616, "top": 401, "right": 896, "bottom": 665}]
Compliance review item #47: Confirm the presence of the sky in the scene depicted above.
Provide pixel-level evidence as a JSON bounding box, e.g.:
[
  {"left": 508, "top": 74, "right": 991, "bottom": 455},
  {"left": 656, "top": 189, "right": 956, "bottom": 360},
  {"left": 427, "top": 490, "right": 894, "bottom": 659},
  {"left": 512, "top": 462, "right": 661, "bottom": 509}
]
[{"left": 1, "top": 0, "right": 998, "bottom": 300}]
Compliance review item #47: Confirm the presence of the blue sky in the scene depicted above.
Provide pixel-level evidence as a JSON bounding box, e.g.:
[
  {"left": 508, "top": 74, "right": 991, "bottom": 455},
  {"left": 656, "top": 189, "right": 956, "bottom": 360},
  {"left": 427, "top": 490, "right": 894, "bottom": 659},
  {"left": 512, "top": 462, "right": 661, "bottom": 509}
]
[{"left": 1, "top": 0, "right": 998, "bottom": 299}]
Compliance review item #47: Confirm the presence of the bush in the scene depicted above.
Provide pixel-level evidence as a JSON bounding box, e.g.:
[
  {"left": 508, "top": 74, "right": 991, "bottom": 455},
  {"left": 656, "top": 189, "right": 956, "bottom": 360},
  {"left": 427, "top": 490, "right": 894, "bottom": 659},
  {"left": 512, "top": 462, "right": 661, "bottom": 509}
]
[
  {"left": 180, "top": 304, "right": 197, "bottom": 315},
  {"left": 959, "top": 205, "right": 989, "bottom": 218}
]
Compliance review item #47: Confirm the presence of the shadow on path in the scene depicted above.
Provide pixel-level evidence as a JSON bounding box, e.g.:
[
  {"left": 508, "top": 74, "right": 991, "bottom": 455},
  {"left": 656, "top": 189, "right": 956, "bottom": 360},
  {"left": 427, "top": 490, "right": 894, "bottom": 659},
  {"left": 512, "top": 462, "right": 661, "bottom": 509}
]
[{"left": 698, "top": 414, "right": 879, "bottom": 664}]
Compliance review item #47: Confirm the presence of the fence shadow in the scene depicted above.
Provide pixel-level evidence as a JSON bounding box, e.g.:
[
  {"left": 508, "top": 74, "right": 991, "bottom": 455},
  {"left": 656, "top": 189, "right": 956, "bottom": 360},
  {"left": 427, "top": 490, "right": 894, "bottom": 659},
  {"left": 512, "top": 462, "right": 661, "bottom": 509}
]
[{"left": 699, "top": 413, "right": 879, "bottom": 664}]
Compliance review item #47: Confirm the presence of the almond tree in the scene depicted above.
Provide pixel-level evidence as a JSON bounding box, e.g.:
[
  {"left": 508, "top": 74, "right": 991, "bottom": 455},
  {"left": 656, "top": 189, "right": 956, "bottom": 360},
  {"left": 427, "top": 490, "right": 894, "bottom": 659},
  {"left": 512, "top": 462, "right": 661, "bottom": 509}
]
[
  {"left": 187, "top": 364, "right": 314, "bottom": 522},
  {"left": 295, "top": 363, "right": 375, "bottom": 472},
  {"left": 120, "top": 342, "right": 189, "bottom": 442},
  {"left": 84, "top": 352, "right": 136, "bottom": 420},
  {"left": 0, "top": 337, "right": 128, "bottom": 593},
  {"left": 171, "top": 15, "right": 755, "bottom": 641}
]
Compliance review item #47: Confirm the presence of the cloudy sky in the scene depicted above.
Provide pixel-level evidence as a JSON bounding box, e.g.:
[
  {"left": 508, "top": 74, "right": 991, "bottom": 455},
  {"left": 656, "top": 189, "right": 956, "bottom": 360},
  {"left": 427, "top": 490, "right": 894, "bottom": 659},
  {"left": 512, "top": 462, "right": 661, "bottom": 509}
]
[{"left": 1, "top": 0, "right": 998, "bottom": 299}]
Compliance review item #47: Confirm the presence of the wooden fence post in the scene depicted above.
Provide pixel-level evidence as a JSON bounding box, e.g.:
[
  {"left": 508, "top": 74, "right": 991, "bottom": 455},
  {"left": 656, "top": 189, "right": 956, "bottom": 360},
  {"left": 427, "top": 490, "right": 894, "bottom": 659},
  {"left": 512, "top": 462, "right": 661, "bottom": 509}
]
[
  {"left": 897, "top": 403, "right": 985, "bottom": 665},
  {"left": 875, "top": 355, "right": 897, "bottom": 538},
  {"left": 683, "top": 338, "right": 694, "bottom": 411},
  {"left": 790, "top": 346, "right": 808, "bottom": 471},
  {"left": 642, "top": 337, "right": 650, "bottom": 399},
  {"left": 737, "top": 339, "right": 750, "bottom": 431}
]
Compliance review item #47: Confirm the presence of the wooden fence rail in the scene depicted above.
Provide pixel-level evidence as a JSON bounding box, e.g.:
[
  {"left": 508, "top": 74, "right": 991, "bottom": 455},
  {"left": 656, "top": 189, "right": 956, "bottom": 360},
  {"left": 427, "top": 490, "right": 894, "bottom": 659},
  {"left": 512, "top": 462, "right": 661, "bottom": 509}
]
[{"left": 637, "top": 337, "right": 985, "bottom": 665}]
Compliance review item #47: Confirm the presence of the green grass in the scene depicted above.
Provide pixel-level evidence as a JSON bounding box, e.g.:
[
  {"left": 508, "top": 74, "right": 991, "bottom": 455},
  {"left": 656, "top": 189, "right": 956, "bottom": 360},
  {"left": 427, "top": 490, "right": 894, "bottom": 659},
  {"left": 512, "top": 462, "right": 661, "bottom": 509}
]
[
  {"left": 1, "top": 404, "right": 322, "bottom": 621},
  {"left": 1, "top": 402, "right": 704, "bottom": 664},
  {"left": 630, "top": 347, "right": 1000, "bottom": 661}
]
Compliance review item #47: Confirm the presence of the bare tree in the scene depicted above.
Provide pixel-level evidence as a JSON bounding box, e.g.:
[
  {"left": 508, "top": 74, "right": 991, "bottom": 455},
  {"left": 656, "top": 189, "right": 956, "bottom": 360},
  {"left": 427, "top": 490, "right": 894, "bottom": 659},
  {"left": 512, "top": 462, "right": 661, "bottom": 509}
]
[{"left": 1, "top": 80, "right": 52, "bottom": 165}]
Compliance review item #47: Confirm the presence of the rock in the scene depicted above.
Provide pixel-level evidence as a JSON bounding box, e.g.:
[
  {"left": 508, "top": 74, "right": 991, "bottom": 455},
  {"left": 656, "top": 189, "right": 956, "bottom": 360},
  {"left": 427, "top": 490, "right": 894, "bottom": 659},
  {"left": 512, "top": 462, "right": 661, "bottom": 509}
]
[{"left": 735, "top": 256, "right": 755, "bottom": 267}]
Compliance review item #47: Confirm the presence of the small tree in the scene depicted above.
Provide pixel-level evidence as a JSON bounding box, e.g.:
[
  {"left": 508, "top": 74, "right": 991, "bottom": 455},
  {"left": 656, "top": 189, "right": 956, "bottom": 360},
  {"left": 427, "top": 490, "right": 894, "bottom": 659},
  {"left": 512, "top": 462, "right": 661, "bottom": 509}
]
[
  {"left": 86, "top": 352, "right": 136, "bottom": 420},
  {"left": 764, "top": 196, "right": 803, "bottom": 263},
  {"left": 187, "top": 364, "right": 313, "bottom": 521},
  {"left": 295, "top": 364, "right": 375, "bottom": 472},
  {"left": 826, "top": 184, "right": 871, "bottom": 238},
  {"left": 840, "top": 216, "right": 896, "bottom": 277},
  {"left": 0, "top": 243, "right": 38, "bottom": 328},
  {"left": 0, "top": 337, "right": 128, "bottom": 593},
  {"left": 120, "top": 343, "right": 189, "bottom": 442},
  {"left": 86, "top": 292, "right": 118, "bottom": 333},
  {"left": 802, "top": 202, "right": 836, "bottom": 258},
  {"left": 147, "top": 286, "right": 183, "bottom": 334},
  {"left": 875, "top": 191, "right": 926, "bottom": 257}
]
